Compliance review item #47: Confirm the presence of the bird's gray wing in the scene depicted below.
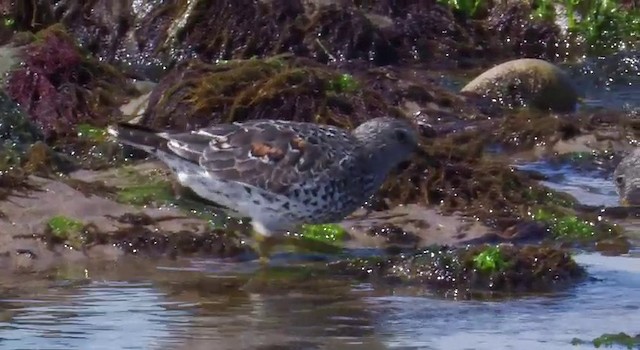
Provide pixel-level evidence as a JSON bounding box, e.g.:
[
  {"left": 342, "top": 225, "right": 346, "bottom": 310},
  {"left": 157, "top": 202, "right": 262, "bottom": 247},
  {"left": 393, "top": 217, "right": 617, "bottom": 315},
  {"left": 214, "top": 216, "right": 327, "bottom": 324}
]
[{"left": 165, "top": 120, "right": 358, "bottom": 194}]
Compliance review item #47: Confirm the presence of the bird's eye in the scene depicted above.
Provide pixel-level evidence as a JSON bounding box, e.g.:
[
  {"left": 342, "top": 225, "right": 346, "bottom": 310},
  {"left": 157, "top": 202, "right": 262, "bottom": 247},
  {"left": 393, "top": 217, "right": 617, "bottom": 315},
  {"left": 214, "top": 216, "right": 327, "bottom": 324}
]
[
  {"left": 615, "top": 175, "right": 625, "bottom": 186},
  {"left": 395, "top": 129, "right": 408, "bottom": 143}
]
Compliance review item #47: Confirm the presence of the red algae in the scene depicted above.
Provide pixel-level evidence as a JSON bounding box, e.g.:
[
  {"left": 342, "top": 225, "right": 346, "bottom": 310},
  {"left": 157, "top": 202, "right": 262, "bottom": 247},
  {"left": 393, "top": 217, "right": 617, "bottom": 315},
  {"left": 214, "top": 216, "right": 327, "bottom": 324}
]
[{"left": 5, "top": 25, "right": 136, "bottom": 143}]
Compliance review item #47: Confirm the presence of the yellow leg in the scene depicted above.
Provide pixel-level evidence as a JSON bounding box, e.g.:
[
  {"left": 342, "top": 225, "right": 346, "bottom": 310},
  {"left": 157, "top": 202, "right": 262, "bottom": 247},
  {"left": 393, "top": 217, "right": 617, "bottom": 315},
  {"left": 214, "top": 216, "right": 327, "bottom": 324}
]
[{"left": 253, "top": 233, "right": 277, "bottom": 266}]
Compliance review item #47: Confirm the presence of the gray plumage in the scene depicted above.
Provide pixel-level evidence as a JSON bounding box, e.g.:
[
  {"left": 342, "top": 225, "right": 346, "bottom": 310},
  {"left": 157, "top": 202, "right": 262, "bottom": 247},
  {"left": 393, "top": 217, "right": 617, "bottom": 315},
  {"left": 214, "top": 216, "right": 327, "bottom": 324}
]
[
  {"left": 107, "top": 117, "right": 419, "bottom": 237},
  {"left": 614, "top": 148, "right": 640, "bottom": 206}
]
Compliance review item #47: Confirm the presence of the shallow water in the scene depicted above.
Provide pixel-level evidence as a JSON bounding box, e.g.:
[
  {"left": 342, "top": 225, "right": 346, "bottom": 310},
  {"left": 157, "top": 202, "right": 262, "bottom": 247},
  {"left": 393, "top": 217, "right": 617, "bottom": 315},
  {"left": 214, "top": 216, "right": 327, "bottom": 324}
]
[
  {"left": 369, "top": 253, "right": 640, "bottom": 350},
  {"left": 569, "top": 53, "right": 640, "bottom": 111},
  {"left": 0, "top": 253, "right": 637, "bottom": 350},
  {"left": 515, "top": 161, "right": 619, "bottom": 208},
  {"left": 6, "top": 48, "right": 640, "bottom": 350}
]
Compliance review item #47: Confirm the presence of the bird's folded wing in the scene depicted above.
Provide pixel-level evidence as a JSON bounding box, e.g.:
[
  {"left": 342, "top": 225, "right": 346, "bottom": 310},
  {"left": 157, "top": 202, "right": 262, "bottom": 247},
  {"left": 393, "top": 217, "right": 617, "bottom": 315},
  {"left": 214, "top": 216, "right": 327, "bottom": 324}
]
[{"left": 165, "top": 121, "right": 358, "bottom": 194}]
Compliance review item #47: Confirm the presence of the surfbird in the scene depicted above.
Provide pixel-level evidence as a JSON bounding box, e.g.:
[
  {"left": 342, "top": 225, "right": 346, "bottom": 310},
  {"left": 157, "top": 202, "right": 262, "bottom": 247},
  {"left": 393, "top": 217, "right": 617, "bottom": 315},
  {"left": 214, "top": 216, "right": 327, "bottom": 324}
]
[
  {"left": 107, "top": 117, "right": 419, "bottom": 263},
  {"left": 614, "top": 147, "right": 640, "bottom": 206}
]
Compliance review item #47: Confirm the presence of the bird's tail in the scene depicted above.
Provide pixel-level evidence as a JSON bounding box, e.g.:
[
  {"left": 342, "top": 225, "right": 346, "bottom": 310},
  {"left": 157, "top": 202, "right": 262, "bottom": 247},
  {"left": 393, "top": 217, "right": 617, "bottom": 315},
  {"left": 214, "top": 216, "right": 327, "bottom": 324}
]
[{"left": 107, "top": 122, "right": 170, "bottom": 154}]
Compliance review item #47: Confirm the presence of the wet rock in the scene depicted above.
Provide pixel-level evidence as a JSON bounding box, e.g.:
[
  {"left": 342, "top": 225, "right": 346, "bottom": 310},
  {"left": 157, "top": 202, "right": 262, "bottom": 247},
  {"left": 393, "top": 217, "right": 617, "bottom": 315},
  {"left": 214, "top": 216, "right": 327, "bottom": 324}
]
[
  {"left": 6, "top": 0, "right": 400, "bottom": 74},
  {"left": 361, "top": 195, "right": 389, "bottom": 212},
  {"left": 342, "top": 204, "right": 490, "bottom": 250},
  {"left": 484, "top": 2, "right": 562, "bottom": 61},
  {"left": 21, "top": 141, "right": 78, "bottom": 176},
  {"left": 461, "top": 59, "right": 579, "bottom": 112},
  {"left": 298, "top": 3, "right": 398, "bottom": 65},
  {"left": 141, "top": 56, "right": 401, "bottom": 131},
  {"left": 462, "top": 221, "right": 548, "bottom": 245},
  {"left": 613, "top": 147, "right": 640, "bottom": 206},
  {"left": 366, "top": 223, "right": 420, "bottom": 249},
  {"left": 0, "top": 90, "right": 43, "bottom": 154},
  {"left": 4, "top": 25, "right": 138, "bottom": 142},
  {"left": 345, "top": 65, "right": 500, "bottom": 124},
  {"left": 0, "top": 167, "right": 36, "bottom": 207},
  {"left": 490, "top": 109, "right": 583, "bottom": 149},
  {"left": 90, "top": 226, "right": 248, "bottom": 259},
  {"left": 413, "top": 109, "right": 493, "bottom": 137},
  {"left": 0, "top": 45, "right": 18, "bottom": 76},
  {"left": 594, "top": 237, "right": 631, "bottom": 256},
  {"left": 327, "top": 244, "right": 586, "bottom": 297},
  {"left": 4, "top": 0, "right": 569, "bottom": 76},
  {"left": 594, "top": 205, "right": 640, "bottom": 220},
  {"left": 0, "top": 166, "right": 251, "bottom": 270}
]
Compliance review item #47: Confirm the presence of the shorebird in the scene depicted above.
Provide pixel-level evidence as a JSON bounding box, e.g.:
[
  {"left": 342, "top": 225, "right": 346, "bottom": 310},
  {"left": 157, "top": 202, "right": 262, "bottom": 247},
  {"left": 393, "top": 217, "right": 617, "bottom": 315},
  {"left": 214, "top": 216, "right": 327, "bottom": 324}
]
[
  {"left": 107, "top": 117, "right": 419, "bottom": 263},
  {"left": 614, "top": 148, "right": 640, "bottom": 206}
]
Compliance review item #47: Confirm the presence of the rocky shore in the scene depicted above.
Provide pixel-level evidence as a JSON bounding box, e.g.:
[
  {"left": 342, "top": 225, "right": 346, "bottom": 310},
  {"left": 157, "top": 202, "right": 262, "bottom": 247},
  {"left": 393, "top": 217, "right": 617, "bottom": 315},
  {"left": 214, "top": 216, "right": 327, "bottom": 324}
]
[{"left": 0, "top": 0, "right": 637, "bottom": 295}]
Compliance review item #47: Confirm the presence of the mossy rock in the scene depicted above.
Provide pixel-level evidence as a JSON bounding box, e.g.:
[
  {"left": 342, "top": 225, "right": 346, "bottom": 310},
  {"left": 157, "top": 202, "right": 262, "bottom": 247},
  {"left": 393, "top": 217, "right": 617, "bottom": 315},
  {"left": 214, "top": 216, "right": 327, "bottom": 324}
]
[
  {"left": 114, "top": 167, "right": 176, "bottom": 207},
  {"left": 141, "top": 56, "right": 402, "bottom": 131},
  {"left": 40, "top": 212, "right": 249, "bottom": 258},
  {"left": 461, "top": 58, "right": 579, "bottom": 112},
  {"left": 530, "top": 206, "right": 627, "bottom": 248},
  {"left": 45, "top": 215, "right": 86, "bottom": 249},
  {"left": 4, "top": 24, "right": 138, "bottom": 143},
  {"left": 328, "top": 244, "right": 586, "bottom": 298},
  {"left": 489, "top": 108, "right": 582, "bottom": 149},
  {"left": 379, "top": 131, "right": 574, "bottom": 228},
  {"left": 572, "top": 332, "right": 640, "bottom": 349},
  {"left": 92, "top": 225, "right": 249, "bottom": 258}
]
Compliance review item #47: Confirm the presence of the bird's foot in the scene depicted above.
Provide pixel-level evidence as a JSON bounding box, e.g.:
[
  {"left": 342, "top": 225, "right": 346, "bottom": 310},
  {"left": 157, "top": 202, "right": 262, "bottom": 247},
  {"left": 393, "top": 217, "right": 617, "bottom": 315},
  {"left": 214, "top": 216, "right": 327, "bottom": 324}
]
[{"left": 253, "top": 233, "right": 277, "bottom": 266}]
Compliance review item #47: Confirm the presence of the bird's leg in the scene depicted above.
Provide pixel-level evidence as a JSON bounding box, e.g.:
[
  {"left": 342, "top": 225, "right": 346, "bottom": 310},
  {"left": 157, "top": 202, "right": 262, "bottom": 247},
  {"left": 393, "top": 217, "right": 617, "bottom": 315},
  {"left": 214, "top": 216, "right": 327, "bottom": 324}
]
[{"left": 253, "top": 233, "right": 277, "bottom": 266}]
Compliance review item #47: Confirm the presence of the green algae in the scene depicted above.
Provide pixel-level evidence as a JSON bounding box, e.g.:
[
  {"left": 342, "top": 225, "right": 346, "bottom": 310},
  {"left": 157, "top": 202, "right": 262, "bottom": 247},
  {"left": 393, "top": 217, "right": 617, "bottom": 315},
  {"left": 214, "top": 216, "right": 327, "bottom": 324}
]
[
  {"left": 531, "top": 208, "right": 595, "bottom": 240},
  {"left": 112, "top": 166, "right": 237, "bottom": 229},
  {"left": 437, "top": 0, "right": 484, "bottom": 17},
  {"left": 300, "top": 224, "right": 348, "bottom": 244},
  {"left": 555, "top": 0, "right": 640, "bottom": 53},
  {"left": 439, "top": 0, "right": 640, "bottom": 54},
  {"left": 115, "top": 179, "right": 174, "bottom": 206},
  {"left": 47, "top": 215, "right": 83, "bottom": 238},
  {"left": 327, "top": 74, "right": 359, "bottom": 94},
  {"left": 529, "top": 206, "right": 627, "bottom": 248},
  {"left": 276, "top": 223, "right": 349, "bottom": 255},
  {"left": 473, "top": 246, "right": 508, "bottom": 272},
  {"left": 572, "top": 332, "right": 640, "bottom": 349},
  {"left": 76, "top": 123, "right": 108, "bottom": 143},
  {"left": 46, "top": 215, "right": 86, "bottom": 249},
  {"left": 2, "top": 17, "right": 15, "bottom": 28},
  {"left": 113, "top": 167, "right": 175, "bottom": 206}
]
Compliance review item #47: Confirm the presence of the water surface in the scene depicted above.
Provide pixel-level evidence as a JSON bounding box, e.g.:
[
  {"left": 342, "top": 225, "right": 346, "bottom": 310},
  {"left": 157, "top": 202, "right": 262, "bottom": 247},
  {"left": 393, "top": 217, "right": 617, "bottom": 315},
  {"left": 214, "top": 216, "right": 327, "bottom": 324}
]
[{"left": 0, "top": 252, "right": 637, "bottom": 350}]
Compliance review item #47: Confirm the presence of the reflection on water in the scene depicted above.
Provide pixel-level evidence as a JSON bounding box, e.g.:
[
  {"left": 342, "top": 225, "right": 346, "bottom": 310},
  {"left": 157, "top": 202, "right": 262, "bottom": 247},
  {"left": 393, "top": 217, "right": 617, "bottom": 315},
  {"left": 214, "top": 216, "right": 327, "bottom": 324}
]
[
  {"left": 0, "top": 253, "right": 637, "bottom": 350},
  {"left": 515, "top": 161, "right": 620, "bottom": 207},
  {"left": 368, "top": 255, "right": 640, "bottom": 350},
  {"left": 0, "top": 265, "right": 385, "bottom": 350},
  {"left": 0, "top": 281, "right": 192, "bottom": 350},
  {"left": 375, "top": 253, "right": 640, "bottom": 350}
]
